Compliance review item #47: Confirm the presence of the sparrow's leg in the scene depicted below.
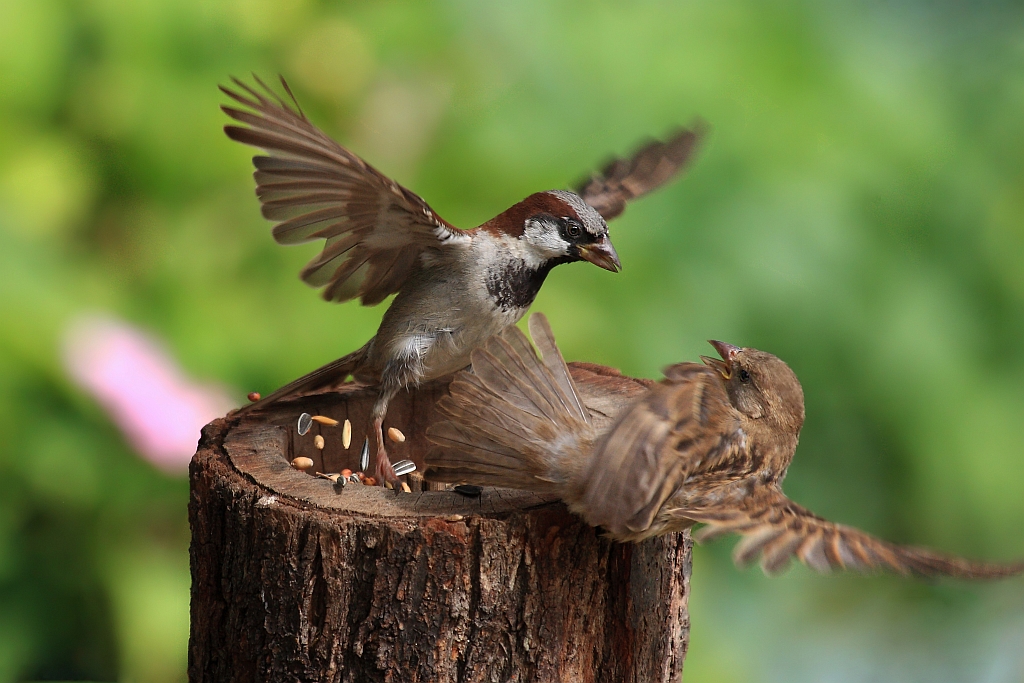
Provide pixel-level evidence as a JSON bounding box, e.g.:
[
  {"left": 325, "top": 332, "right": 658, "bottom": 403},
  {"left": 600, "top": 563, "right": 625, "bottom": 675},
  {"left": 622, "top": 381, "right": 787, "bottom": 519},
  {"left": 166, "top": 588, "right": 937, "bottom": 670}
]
[
  {"left": 370, "top": 407, "right": 398, "bottom": 487},
  {"left": 370, "top": 365, "right": 413, "bottom": 488},
  {"left": 370, "top": 339, "right": 429, "bottom": 488}
]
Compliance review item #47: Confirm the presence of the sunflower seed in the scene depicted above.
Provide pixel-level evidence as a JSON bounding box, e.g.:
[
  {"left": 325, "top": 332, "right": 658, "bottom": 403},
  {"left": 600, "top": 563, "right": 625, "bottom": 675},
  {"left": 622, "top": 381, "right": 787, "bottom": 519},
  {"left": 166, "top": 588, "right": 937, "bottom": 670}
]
[
  {"left": 454, "top": 484, "right": 482, "bottom": 497},
  {"left": 297, "top": 413, "right": 313, "bottom": 436},
  {"left": 393, "top": 459, "right": 417, "bottom": 476},
  {"left": 359, "top": 437, "right": 369, "bottom": 472}
]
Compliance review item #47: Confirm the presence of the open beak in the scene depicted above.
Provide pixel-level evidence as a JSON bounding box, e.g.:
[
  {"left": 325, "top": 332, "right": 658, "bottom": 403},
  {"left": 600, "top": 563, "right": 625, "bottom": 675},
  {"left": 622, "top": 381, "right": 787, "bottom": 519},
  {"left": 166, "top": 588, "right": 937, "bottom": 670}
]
[
  {"left": 577, "top": 235, "right": 621, "bottom": 273},
  {"left": 701, "top": 340, "right": 741, "bottom": 379}
]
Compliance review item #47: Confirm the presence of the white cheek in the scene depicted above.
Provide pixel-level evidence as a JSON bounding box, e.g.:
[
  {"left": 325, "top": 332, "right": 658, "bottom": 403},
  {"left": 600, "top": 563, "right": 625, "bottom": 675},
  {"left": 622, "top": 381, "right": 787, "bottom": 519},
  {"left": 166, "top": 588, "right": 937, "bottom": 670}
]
[{"left": 523, "top": 218, "right": 570, "bottom": 264}]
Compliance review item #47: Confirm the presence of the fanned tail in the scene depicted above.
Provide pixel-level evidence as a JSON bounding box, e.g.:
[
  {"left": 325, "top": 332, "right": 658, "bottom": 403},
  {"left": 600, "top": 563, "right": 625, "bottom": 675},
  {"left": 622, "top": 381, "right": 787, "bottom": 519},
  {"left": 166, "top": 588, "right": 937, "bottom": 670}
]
[
  {"left": 235, "top": 343, "right": 369, "bottom": 415},
  {"left": 425, "top": 314, "right": 596, "bottom": 493}
]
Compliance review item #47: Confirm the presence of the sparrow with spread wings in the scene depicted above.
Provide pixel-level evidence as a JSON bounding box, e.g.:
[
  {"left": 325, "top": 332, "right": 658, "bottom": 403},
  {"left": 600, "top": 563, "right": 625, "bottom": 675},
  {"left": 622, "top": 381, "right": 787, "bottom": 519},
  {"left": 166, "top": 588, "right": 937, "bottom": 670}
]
[
  {"left": 221, "top": 77, "right": 704, "bottom": 486},
  {"left": 425, "top": 315, "right": 1023, "bottom": 579}
]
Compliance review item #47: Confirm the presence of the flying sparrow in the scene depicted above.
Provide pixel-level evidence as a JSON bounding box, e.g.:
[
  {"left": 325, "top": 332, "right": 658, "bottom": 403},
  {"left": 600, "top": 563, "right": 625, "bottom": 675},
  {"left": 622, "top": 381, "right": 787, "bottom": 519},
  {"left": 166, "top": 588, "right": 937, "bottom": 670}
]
[
  {"left": 221, "top": 77, "right": 703, "bottom": 486},
  {"left": 425, "top": 315, "right": 1023, "bottom": 579}
]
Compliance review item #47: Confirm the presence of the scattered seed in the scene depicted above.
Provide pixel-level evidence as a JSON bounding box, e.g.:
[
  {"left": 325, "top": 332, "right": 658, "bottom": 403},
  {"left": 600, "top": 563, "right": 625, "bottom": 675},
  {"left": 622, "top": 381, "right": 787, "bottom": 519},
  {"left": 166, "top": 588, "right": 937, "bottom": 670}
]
[
  {"left": 387, "top": 427, "right": 406, "bottom": 443},
  {"left": 291, "top": 457, "right": 314, "bottom": 470},
  {"left": 314, "top": 434, "right": 325, "bottom": 450},
  {"left": 355, "top": 471, "right": 366, "bottom": 482},
  {"left": 297, "top": 413, "right": 313, "bottom": 436},
  {"left": 312, "top": 415, "right": 338, "bottom": 426},
  {"left": 454, "top": 484, "right": 482, "bottom": 497},
  {"left": 340, "top": 468, "right": 352, "bottom": 477},
  {"left": 384, "top": 480, "right": 394, "bottom": 490},
  {"left": 359, "top": 437, "right": 369, "bottom": 472},
  {"left": 393, "top": 459, "right": 417, "bottom": 476},
  {"left": 364, "top": 476, "right": 377, "bottom": 486},
  {"left": 247, "top": 392, "right": 261, "bottom": 402},
  {"left": 347, "top": 474, "right": 361, "bottom": 485},
  {"left": 315, "top": 472, "right": 341, "bottom": 482},
  {"left": 401, "top": 482, "right": 412, "bottom": 493},
  {"left": 342, "top": 419, "right": 352, "bottom": 449}
]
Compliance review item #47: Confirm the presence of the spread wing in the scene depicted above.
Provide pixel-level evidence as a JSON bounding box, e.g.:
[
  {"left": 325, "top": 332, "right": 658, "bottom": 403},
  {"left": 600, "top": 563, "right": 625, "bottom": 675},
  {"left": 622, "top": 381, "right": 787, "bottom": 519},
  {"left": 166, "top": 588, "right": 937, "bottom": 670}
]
[
  {"left": 577, "top": 362, "right": 743, "bottom": 538},
  {"left": 576, "top": 124, "right": 706, "bottom": 220},
  {"left": 684, "top": 486, "right": 1024, "bottom": 579},
  {"left": 221, "top": 76, "right": 469, "bottom": 305}
]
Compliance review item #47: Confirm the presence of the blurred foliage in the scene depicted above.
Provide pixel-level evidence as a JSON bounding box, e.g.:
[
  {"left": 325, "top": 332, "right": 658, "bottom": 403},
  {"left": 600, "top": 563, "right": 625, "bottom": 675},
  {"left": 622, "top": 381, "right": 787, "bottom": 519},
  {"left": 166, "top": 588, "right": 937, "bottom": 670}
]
[{"left": 1, "top": 0, "right": 1023, "bottom": 681}]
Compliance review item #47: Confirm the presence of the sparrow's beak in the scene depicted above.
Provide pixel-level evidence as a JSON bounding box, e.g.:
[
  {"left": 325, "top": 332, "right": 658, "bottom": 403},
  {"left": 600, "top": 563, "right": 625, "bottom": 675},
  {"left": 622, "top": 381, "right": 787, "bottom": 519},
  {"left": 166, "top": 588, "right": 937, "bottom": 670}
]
[
  {"left": 577, "top": 235, "right": 621, "bottom": 273},
  {"left": 701, "top": 340, "right": 742, "bottom": 379}
]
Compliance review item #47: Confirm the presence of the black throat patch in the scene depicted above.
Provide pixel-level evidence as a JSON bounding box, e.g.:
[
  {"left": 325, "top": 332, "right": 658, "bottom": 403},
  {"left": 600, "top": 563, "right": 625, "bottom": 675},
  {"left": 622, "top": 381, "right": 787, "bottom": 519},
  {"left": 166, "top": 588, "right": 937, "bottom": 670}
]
[{"left": 485, "top": 257, "right": 571, "bottom": 311}]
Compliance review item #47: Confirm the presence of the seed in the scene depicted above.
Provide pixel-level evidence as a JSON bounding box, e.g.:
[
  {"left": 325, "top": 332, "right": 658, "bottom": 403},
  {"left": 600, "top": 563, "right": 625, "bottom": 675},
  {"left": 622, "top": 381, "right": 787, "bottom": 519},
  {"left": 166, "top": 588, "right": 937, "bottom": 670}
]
[
  {"left": 311, "top": 415, "right": 338, "bottom": 426},
  {"left": 454, "top": 484, "right": 482, "bottom": 497},
  {"left": 401, "top": 482, "right": 412, "bottom": 493},
  {"left": 387, "top": 427, "right": 406, "bottom": 443},
  {"left": 247, "top": 392, "right": 261, "bottom": 402},
  {"left": 315, "top": 472, "right": 341, "bottom": 482},
  {"left": 359, "top": 437, "right": 369, "bottom": 472},
  {"left": 340, "top": 468, "right": 352, "bottom": 477},
  {"left": 364, "top": 476, "right": 377, "bottom": 486},
  {"left": 393, "top": 459, "right": 417, "bottom": 476},
  {"left": 314, "top": 434, "right": 325, "bottom": 449},
  {"left": 291, "top": 457, "right": 313, "bottom": 470},
  {"left": 384, "top": 480, "right": 394, "bottom": 490},
  {"left": 342, "top": 419, "right": 352, "bottom": 449},
  {"left": 297, "top": 413, "right": 313, "bottom": 436}
]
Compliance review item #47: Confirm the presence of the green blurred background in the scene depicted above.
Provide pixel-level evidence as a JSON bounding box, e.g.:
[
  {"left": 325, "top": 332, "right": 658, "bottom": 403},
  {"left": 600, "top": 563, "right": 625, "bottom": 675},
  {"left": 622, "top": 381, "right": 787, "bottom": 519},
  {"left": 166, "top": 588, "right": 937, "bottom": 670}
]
[{"left": 2, "top": 0, "right": 1024, "bottom": 680}]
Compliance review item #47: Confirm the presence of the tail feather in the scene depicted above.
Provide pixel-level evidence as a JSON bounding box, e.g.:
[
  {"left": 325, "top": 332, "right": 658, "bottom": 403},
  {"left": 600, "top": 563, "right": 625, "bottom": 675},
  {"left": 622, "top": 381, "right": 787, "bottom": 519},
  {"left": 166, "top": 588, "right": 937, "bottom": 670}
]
[
  {"left": 235, "top": 343, "right": 369, "bottom": 415},
  {"left": 472, "top": 340, "right": 561, "bottom": 421},
  {"left": 426, "top": 314, "right": 596, "bottom": 491},
  {"left": 528, "top": 314, "right": 589, "bottom": 423}
]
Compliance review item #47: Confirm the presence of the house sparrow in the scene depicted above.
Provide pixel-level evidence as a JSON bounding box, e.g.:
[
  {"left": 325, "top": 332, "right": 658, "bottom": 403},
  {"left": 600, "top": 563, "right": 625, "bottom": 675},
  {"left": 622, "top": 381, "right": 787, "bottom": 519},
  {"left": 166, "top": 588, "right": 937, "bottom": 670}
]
[
  {"left": 221, "top": 76, "right": 703, "bottom": 485},
  {"left": 425, "top": 314, "right": 1024, "bottom": 579}
]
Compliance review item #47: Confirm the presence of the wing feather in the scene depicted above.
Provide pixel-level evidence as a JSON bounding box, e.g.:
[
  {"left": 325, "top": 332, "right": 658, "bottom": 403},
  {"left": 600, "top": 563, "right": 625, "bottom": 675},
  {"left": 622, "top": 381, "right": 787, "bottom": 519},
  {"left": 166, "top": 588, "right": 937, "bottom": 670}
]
[
  {"left": 576, "top": 124, "right": 707, "bottom": 220},
  {"left": 577, "top": 364, "right": 742, "bottom": 537},
  {"left": 222, "top": 76, "right": 469, "bottom": 304},
  {"left": 686, "top": 486, "right": 1024, "bottom": 579}
]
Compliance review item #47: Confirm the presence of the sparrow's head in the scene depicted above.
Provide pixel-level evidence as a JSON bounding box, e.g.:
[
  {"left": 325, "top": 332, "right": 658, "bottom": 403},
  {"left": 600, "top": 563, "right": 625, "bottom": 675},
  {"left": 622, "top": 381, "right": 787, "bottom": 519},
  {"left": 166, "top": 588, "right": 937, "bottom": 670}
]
[
  {"left": 491, "top": 190, "right": 620, "bottom": 272},
  {"left": 701, "top": 341, "right": 805, "bottom": 434}
]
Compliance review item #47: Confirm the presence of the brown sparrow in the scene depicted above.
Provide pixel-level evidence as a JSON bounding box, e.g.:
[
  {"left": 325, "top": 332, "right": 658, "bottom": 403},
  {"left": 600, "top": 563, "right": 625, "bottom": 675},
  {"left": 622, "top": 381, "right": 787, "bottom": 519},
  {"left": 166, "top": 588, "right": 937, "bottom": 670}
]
[
  {"left": 425, "top": 315, "right": 1024, "bottom": 579},
  {"left": 221, "top": 77, "right": 703, "bottom": 485}
]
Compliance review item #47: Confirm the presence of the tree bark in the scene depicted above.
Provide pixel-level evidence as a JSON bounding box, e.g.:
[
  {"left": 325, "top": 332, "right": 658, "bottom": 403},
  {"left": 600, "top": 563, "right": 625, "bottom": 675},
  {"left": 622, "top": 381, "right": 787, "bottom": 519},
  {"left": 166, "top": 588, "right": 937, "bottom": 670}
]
[{"left": 189, "top": 363, "right": 691, "bottom": 683}]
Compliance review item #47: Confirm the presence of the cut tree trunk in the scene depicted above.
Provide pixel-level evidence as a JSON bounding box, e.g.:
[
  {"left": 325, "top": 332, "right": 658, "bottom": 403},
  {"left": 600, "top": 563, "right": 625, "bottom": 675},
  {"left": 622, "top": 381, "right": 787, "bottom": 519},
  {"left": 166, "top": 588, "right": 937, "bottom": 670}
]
[{"left": 189, "top": 362, "right": 691, "bottom": 683}]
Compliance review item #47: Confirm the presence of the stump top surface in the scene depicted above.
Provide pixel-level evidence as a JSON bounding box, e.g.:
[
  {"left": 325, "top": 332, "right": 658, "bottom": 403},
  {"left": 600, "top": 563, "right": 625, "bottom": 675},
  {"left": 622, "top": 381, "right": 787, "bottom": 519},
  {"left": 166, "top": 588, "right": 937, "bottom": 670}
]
[{"left": 216, "top": 362, "right": 653, "bottom": 520}]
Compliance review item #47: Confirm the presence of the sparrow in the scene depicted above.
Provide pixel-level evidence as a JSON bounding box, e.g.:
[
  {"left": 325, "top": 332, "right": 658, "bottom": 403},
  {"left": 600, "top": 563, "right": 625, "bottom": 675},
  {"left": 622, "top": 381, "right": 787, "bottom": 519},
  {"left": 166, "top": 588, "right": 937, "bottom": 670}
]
[
  {"left": 221, "top": 76, "right": 703, "bottom": 486},
  {"left": 425, "top": 314, "right": 1024, "bottom": 579}
]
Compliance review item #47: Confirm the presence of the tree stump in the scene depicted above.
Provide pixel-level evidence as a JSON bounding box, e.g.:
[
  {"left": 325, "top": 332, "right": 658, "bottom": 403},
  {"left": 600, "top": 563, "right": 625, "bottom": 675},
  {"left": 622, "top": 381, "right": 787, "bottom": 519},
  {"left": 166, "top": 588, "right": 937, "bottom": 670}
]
[{"left": 188, "top": 362, "right": 691, "bottom": 683}]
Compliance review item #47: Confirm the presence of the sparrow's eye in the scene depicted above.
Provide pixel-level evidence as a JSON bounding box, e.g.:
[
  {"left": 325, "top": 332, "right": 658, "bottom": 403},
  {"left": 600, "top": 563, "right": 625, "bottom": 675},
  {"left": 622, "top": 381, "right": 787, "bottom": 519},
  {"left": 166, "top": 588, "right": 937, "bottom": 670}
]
[
  {"left": 564, "top": 219, "right": 582, "bottom": 238},
  {"left": 738, "top": 368, "right": 751, "bottom": 383}
]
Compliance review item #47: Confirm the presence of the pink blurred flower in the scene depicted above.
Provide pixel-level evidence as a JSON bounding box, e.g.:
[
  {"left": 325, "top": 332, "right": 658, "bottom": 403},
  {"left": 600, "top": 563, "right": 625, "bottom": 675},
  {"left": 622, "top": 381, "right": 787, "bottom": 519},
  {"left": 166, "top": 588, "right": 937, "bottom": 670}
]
[{"left": 63, "top": 314, "right": 236, "bottom": 473}]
